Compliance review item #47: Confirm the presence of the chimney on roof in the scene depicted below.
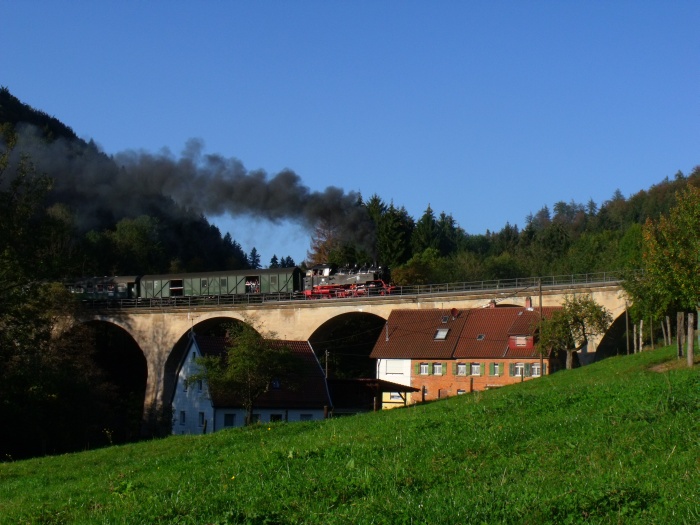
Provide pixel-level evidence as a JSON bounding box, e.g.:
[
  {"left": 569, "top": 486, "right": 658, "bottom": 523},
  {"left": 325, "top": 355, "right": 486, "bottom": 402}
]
[
  {"left": 489, "top": 299, "right": 497, "bottom": 308},
  {"left": 525, "top": 296, "right": 532, "bottom": 309}
]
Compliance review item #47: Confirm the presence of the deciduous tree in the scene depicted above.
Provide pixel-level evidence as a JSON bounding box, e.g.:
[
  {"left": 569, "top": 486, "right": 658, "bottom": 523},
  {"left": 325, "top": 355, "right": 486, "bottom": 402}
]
[
  {"left": 190, "top": 322, "right": 305, "bottom": 425},
  {"left": 539, "top": 294, "right": 612, "bottom": 370},
  {"left": 640, "top": 186, "right": 700, "bottom": 312}
]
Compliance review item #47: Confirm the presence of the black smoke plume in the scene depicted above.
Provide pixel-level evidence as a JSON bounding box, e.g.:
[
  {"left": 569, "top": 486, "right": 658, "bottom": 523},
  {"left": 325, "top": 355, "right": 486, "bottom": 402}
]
[{"left": 5, "top": 125, "right": 375, "bottom": 251}]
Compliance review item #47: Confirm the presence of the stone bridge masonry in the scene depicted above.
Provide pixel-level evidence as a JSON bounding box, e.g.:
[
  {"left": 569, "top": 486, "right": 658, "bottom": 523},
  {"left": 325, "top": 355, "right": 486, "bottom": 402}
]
[{"left": 89, "top": 281, "right": 628, "bottom": 420}]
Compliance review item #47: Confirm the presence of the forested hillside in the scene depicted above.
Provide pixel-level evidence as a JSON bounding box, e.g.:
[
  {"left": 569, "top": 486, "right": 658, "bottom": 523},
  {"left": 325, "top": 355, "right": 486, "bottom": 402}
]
[
  {"left": 0, "top": 87, "right": 289, "bottom": 277},
  {"left": 325, "top": 170, "right": 699, "bottom": 287},
  {"left": 2, "top": 86, "right": 698, "bottom": 282}
]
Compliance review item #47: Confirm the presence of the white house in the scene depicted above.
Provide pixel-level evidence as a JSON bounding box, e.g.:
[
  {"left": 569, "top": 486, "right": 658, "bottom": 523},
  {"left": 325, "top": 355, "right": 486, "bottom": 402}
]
[{"left": 171, "top": 333, "right": 332, "bottom": 434}]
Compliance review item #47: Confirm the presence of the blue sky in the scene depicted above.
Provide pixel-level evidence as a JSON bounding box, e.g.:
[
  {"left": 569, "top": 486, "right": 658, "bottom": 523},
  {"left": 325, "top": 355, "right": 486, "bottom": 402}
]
[{"left": 3, "top": 1, "right": 698, "bottom": 265}]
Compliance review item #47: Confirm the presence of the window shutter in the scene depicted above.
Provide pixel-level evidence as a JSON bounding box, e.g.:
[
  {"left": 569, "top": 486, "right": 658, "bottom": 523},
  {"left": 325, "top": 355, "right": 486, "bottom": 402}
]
[
  {"left": 414, "top": 362, "right": 420, "bottom": 375},
  {"left": 442, "top": 362, "right": 448, "bottom": 375},
  {"left": 452, "top": 362, "right": 457, "bottom": 375},
  {"left": 543, "top": 363, "right": 547, "bottom": 375},
  {"left": 466, "top": 363, "right": 471, "bottom": 376},
  {"left": 525, "top": 363, "right": 531, "bottom": 377},
  {"left": 480, "top": 363, "right": 485, "bottom": 376},
  {"left": 509, "top": 363, "right": 515, "bottom": 376},
  {"left": 502, "top": 363, "right": 506, "bottom": 377},
  {"left": 489, "top": 362, "right": 495, "bottom": 376}
]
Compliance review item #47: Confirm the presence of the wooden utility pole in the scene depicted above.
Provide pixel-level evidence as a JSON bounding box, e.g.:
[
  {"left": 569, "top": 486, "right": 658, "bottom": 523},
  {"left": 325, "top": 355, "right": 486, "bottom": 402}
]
[{"left": 661, "top": 318, "right": 668, "bottom": 346}]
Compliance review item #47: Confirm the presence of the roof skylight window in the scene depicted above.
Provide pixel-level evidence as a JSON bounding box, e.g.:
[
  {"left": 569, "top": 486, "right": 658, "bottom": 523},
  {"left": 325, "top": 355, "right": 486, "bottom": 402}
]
[
  {"left": 477, "top": 334, "right": 485, "bottom": 341},
  {"left": 434, "top": 328, "right": 449, "bottom": 340}
]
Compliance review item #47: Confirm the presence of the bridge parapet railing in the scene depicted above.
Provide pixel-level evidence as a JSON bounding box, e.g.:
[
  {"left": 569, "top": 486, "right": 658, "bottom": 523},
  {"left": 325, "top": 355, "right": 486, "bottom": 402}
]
[{"left": 390, "top": 271, "right": 625, "bottom": 297}]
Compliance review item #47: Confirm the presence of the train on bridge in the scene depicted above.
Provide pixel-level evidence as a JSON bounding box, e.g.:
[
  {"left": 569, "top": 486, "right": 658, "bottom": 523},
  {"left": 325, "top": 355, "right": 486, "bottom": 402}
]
[{"left": 65, "top": 264, "right": 394, "bottom": 304}]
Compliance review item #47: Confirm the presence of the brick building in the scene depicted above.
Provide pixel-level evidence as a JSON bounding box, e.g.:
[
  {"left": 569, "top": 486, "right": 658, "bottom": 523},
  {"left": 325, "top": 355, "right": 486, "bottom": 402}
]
[{"left": 370, "top": 304, "right": 563, "bottom": 408}]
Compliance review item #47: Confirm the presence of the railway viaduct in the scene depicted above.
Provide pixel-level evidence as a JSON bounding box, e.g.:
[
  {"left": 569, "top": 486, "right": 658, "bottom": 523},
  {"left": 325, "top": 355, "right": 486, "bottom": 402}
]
[{"left": 84, "top": 277, "right": 629, "bottom": 422}]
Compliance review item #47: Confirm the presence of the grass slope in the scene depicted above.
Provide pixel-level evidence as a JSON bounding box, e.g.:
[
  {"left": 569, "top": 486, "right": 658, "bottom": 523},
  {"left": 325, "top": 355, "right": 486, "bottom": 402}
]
[{"left": 1, "top": 347, "right": 698, "bottom": 524}]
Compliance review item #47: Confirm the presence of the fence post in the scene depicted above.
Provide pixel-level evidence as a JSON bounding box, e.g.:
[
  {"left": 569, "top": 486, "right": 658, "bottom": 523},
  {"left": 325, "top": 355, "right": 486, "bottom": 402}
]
[{"left": 687, "top": 313, "right": 695, "bottom": 367}]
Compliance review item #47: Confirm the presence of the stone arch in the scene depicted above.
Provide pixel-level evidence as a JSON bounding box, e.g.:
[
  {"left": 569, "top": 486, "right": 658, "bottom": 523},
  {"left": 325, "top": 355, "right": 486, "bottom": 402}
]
[
  {"left": 161, "top": 315, "right": 257, "bottom": 414},
  {"left": 595, "top": 311, "right": 631, "bottom": 360},
  {"left": 308, "top": 312, "right": 387, "bottom": 379},
  {"left": 71, "top": 319, "right": 148, "bottom": 442}
]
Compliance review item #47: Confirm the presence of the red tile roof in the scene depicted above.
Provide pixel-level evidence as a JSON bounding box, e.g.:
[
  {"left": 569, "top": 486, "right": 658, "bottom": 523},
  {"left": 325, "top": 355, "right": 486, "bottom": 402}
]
[
  {"left": 370, "top": 306, "right": 560, "bottom": 361},
  {"left": 192, "top": 335, "right": 332, "bottom": 409},
  {"left": 370, "top": 308, "right": 469, "bottom": 360}
]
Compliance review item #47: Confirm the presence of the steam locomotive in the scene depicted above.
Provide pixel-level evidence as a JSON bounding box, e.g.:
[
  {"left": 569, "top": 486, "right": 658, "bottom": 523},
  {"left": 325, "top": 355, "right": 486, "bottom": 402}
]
[
  {"left": 65, "top": 264, "right": 392, "bottom": 303},
  {"left": 302, "top": 264, "right": 393, "bottom": 298}
]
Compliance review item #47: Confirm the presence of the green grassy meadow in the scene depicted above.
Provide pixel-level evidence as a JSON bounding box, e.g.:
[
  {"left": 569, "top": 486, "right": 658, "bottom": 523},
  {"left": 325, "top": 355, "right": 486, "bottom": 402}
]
[{"left": 1, "top": 346, "right": 698, "bottom": 524}]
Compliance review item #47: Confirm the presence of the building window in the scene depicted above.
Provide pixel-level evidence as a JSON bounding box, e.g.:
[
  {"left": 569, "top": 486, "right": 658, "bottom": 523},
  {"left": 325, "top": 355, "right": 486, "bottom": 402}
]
[
  {"left": 271, "top": 378, "right": 281, "bottom": 389},
  {"left": 299, "top": 414, "right": 313, "bottom": 421},
  {"left": 514, "top": 363, "right": 525, "bottom": 377},
  {"left": 198, "top": 412, "right": 205, "bottom": 427},
  {"left": 490, "top": 363, "right": 501, "bottom": 376},
  {"left": 532, "top": 363, "right": 541, "bottom": 377},
  {"left": 270, "top": 414, "right": 283, "bottom": 422},
  {"left": 515, "top": 336, "right": 527, "bottom": 347},
  {"left": 434, "top": 328, "right": 449, "bottom": 340},
  {"left": 183, "top": 380, "right": 188, "bottom": 392},
  {"left": 433, "top": 362, "right": 442, "bottom": 375},
  {"left": 389, "top": 392, "right": 403, "bottom": 401},
  {"left": 386, "top": 360, "right": 403, "bottom": 374},
  {"left": 456, "top": 363, "right": 467, "bottom": 376},
  {"left": 471, "top": 363, "right": 481, "bottom": 376},
  {"left": 457, "top": 389, "right": 466, "bottom": 395},
  {"left": 179, "top": 411, "right": 186, "bottom": 425},
  {"left": 197, "top": 379, "right": 203, "bottom": 392},
  {"left": 420, "top": 363, "right": 429, "bottom": 375},
  {"left": 191, "top": 351, "right": 197, "bottom": 361},
  {"left": 223, "top": 414, "right": 235, "bottom": 427}
]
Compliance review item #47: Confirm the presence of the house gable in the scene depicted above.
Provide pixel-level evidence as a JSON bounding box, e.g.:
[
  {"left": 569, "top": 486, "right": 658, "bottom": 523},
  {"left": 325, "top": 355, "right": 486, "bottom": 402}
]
[{"left": 171, "top": 335, "right": 215, "bottom": 435}]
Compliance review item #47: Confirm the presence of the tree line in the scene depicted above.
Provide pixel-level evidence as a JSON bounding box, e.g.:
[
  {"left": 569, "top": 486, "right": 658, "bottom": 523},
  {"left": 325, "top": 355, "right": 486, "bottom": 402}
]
[{"left": 308, "top": 169, "right": 700, "bottom": 287}]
